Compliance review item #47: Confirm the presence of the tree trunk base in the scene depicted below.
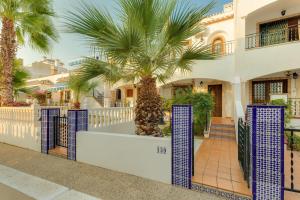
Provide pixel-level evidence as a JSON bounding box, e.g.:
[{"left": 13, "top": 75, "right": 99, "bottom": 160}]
[{"left": 135, "top": 76, "right": 163, "bottom": 137}]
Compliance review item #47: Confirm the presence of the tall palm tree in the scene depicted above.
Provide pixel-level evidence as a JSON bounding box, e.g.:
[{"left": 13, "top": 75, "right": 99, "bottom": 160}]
[
  {"left": 66, "top": 0, "right": 215, "bottom": 136},
  {"left": 0, "top": 0, "right": 58, "bottom": 106}
]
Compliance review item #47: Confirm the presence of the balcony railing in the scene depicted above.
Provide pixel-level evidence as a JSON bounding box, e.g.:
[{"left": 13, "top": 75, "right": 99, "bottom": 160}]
[
  {"left": 246, "top": 25, "right": 300, "bottom": 49},
  {"left": 209, "top": 40, "right": 235, "bottom": 57},
  {"left": 290, "top": 98, "right": 300, "bottom": 118}
]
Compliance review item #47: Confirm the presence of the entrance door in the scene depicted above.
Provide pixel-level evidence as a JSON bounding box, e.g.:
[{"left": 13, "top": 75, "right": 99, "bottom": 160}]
[{"left": 208, "top": 85, "right": 222, "bottom": 117}]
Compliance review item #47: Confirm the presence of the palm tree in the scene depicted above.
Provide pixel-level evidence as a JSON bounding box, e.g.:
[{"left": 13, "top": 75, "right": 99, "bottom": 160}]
[
  {"left": 66, "top": 0, "right": 215, "bottom": 136},
  {"left": 0, "top": 0, "right": 58, "bottom": 106},
  {"left": 69, "top": 76, "right": 98, "bottom": 109},
  {"left": 12, "top": 59, "right": 31, "bottom": 97}
]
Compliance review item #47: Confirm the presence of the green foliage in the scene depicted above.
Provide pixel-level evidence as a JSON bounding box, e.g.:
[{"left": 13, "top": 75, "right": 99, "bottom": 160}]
[
  {"left": 270, "top": 99, "right": 292, "bottom": 126},
  {"left": 12, "top": 59, "right": 31, "bottom": 96},
  {"left": 172, "top": 88, "right": 214, "bottom": 135},
  {"left": 286, "top": 132, "right": 300, "bottom": 151},
  {"left": 162, "top": 97, "right": 173, "bottom": 112},
  {"left": 161, "top": 122, "right": 171, "bottom": 137},
  {"left": 65, "top": 0, "right": 216, "bottom": 84},
  {"left": 0, "top": 0, "right": 59, "bottom": 52},
  {"left": 68, "top": 76, "right": 98, "bottom": 103}
]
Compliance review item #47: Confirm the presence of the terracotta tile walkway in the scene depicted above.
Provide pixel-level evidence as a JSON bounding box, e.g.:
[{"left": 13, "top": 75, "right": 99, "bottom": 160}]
[
  {"left": 192, "top": 117, "right": 300, "bottom": 199},
  {"left": 285, "top": 147, "right": 300, "bottom": 200},
  {"left": 48, "top": 146, "right": 67, "bottom": 158},
  {"left": 192, "top": 137, "right": 251, "bottom": 196}
]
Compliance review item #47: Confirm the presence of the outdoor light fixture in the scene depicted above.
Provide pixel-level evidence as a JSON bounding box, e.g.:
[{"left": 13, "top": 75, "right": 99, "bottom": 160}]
[
  {"left": 293, "top": 72, "right": 298, "bottom": 79},
  {"left": 281, "top": 10, "right": 286, "bottom": 16},
  {"left": 199, "top": 81, "right": 204, "bottom": 88}
]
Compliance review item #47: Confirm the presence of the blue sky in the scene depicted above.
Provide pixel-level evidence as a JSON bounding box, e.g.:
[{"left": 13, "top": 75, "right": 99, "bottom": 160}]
[{"left": 18, "top": 0, "right": 232, "bottom": 66}]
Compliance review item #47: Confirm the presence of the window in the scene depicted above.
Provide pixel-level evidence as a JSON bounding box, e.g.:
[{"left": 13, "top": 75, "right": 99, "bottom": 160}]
[
  {"left": 212, "top": 37, "right": 225, "bottom": 55},
  {"left": 252, "top": 80, "right": 287, "bottom": 104},
  {"left": 126, "top": 89, "right": 133, "bottom": 98},
  {"left": 260, "top": 16, "right": 300, "bottom": 47}
]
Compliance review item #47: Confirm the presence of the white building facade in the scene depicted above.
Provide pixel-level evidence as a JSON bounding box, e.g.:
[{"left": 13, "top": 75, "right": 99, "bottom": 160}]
[{"left": 108, "top": 0, "right": 300, "bottom": 123}]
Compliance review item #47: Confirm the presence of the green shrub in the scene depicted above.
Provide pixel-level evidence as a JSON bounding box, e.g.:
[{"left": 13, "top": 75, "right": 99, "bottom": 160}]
[
  {"left": 172, "top": 88, "right": 214, "bottom": 135},
  {"left": 270, "top": 99, "right": 292, "bottom": 126},
  {"left": 286, "top": 132, "right": 300, "bottom": 151}
]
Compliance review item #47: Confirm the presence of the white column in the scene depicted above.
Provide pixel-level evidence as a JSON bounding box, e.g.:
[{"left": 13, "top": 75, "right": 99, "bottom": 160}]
[{"left": 104, "top": 83, "right": 112, "bottom": 108}]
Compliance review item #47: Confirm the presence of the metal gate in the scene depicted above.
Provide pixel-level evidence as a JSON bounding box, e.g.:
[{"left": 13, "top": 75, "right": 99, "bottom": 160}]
[
  {"left": 53, "top": 115, "right": 68, "bottom": 148},
  {"left": 238, "top": 118, "right": 250, "bottom": 187},
  {"left": 284, "top": 128, "right": 300, "bottom": 194}
]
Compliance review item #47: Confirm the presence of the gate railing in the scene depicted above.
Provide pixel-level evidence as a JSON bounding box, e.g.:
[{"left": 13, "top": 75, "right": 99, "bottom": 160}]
[
  {"left": 53, "top": 115, "right": 68, "bottom": 148},
  {"left": 289, "top": 98, "right": 300, "bottom": 118},
  {"left": 284, "top": 128, "right": 300, "bottom": 194},
  {"left": 238, "top": 118, "right": 250, "bottom": 187}
]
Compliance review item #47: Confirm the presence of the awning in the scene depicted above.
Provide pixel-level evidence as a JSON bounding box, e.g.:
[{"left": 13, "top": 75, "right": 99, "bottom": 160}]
[{"left": 47, "top": 82, "right": 69, "bottom": 92}]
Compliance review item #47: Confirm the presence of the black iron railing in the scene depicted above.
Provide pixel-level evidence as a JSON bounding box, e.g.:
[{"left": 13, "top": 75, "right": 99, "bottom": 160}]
[
  {"left": 238, "top": 118, "right": 250, "bottom": 187},
  {"left": 208, "top": 41, "right": 235, "bottom": 56},
  {"left": 246, "top": 25, "right": 300, "bottom": 49},
  {"left": 53, "top": 116, "right": 68, "bottom": 148},
  {"left": 284, "top": 128, "right": 300, "bottom": 194},
  {"left": 289, "top": 98, "right": 300, "bottom": 118}
]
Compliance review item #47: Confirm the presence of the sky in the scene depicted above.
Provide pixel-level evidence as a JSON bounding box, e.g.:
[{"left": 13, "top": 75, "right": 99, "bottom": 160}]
[{"left": 18, "top": 0, "right": 232, "bottom": 67}]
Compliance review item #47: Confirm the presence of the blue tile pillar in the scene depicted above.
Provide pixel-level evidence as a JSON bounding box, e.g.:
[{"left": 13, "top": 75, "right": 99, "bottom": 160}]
[
  {"left": 247, "top": 105, "right": 285, "bottom": 200},
  {"left": 41, "top": 108, "right": 60, "bottom": 154},
  {"left": 67, "top": 110, "right": 88, "bottom": 160},
  {"left": 171, "top": 105, "right": 193, "bottom": 189}
]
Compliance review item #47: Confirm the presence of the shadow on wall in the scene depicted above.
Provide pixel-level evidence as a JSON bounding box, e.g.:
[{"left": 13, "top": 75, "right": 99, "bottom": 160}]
[{"left": 89, "top": 122, "right": 136, "bottom": 135}]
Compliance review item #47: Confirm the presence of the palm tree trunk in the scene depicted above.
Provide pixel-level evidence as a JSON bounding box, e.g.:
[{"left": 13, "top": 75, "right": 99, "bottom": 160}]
[
  {"left": 0, "top": 17, "right": 16, "bottom": 106},
  {"left": 135, "top": 76, "right": 162, "bottom": 137}
]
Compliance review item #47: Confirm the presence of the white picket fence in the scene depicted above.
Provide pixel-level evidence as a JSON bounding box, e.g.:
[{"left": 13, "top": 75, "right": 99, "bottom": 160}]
[{"left": 88, "top": 107, "right": 135, "bottom": 128}]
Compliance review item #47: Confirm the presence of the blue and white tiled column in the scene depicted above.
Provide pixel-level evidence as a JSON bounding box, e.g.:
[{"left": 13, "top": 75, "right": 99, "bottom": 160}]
[
  {"left": 41, "top": 108, "right": 60, "bottom": 154},
  {"left": 247, "top": 105, "right": 285, "bottom": 200},
  {"left": 67, "top": 110, "right": 88, "bottom": 161},
  {"left": 171, "top": 105, "right": 193, "bottom": 189}
]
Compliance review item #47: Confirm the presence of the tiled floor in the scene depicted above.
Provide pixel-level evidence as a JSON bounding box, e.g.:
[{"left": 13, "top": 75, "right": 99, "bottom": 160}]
[
  {"left": 48, "top": 146, "right": 67, "bottom": 158},
  {"left": 192, "top": 137, "right": 251, "bottom": 197}
]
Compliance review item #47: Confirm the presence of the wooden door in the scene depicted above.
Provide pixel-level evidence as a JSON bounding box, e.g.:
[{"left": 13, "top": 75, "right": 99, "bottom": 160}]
[{"left": 208, "top": 85, "right": 222, "bottom": 117}]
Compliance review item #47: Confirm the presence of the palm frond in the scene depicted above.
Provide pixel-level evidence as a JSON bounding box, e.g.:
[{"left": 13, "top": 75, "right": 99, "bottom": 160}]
[
  {"left": 65, "top": 0, "right": 216, "bottom": 84},
  {"left": 73, "top": 58, "right": 123, "bottom": 84}
]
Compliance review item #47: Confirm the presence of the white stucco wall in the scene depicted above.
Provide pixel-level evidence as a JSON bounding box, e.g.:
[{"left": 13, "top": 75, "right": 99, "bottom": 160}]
[
  {"left": 89, "top": 122, "right": 135, "bottom": 134},
  {"left": 77, "top": 131, "right": 171, "bottom": 184},
  {"left": 0, "top": 107, "right": 41, "bottom": 152}
]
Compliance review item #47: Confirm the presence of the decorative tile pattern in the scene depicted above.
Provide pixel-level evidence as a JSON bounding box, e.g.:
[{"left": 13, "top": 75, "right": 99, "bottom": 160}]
[
  {"left": 172, "top": 105, "right": 192, "bottom": 189},
  {"left": 191, "top": 183, "right": 251, "bottom": 200},
  {"left": 67, "top": 110, "right": 88, "bottom": 161},
  {"left": 41, "top": 109, "right": 60, "bottom": 154},
  {"left": 247, "top": 106, "right": 284, "bottom": 200}
]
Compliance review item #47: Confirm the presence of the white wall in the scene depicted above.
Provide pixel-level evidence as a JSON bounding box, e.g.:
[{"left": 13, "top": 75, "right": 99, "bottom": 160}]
[
  {"left": 77, "top": 131, "right": 171, "bottom": 184},
  {"left": 161, "top": 55, "right": 235, "bottom": 86},
  {"left": 0, "top": 106, "right": 41, "bottom": 152},
  {"left": 239, "top": 42, "right": 300, "bottom": 81},
  {"left": 89, "top": 122, "right": 135, "bottom": 134}
]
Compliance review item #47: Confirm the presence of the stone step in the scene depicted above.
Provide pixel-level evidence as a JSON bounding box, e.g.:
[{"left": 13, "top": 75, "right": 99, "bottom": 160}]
[
  {"left": 210, "top": 127, "right": 235, "bottom": 134},
  {"left": 209, "top": 134, "right": 236, "bottom": 140},
  {"left": 211, "top": 123, "right": 235, "bottom": 129}
]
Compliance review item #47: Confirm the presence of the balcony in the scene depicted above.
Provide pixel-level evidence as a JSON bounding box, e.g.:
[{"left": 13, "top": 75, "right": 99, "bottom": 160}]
[{"left": 245, "top": 25, "right": 300, "bottom": 49}]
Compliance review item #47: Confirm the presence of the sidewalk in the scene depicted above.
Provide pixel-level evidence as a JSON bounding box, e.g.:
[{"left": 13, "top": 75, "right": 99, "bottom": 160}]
[
  {"left": 0, "top": 143, "right": 224, "bottom": 200},
  {"left": 0, "top": 183, "right": 34, "bottom": 200}
]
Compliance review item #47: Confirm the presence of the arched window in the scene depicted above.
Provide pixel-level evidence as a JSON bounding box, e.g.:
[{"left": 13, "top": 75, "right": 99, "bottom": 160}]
[{"left": 212, "top": 37, "right": 225, "bottom": 55}]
